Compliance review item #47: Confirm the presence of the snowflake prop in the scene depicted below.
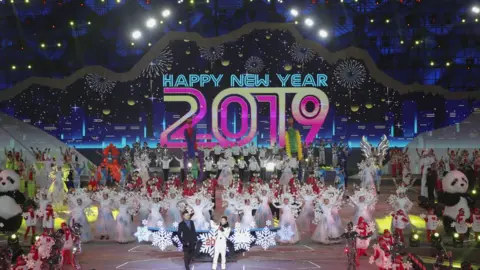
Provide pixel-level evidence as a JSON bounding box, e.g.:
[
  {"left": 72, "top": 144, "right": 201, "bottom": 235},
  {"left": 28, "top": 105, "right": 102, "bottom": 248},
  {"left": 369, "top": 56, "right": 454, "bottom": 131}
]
[
  {"left": 276, "top": 225, "right": 294, "bottom": 242},
  {"left": 333, "top": 59, "right": 367, "bottom": 89},
  {"left": 255, "top": 227, "right": 276, "bottom": 250},
  {"left": 289, "top": 43, "right": 315, "bottom": 64},
  {"left": 198, "top": 229, "right": 218, "bottom": 257},
  {"left": 141, "top": 47, "right": 173, "bottom": 78},
  {"left": 151, "top": 228, "right": 173, "bottom": 251},
  {"left": 85, "top": 73, "right": 117, "bottom": 99},
  {"left": 403, "top": 261, "right": 413, "bottom": 269},
  {"left": 265, "top": 220, "right": 272, "bottom": 227},
  {"left": 245, "top": 56, "right": 265, "bottom": 73},
  {"left": 134, "top": 226, "right": 151, "bottom": 242},
  {"left": 172, "top": 222, "right": 179, "bottom": 229},
  {"left": 172, "top": 235, "right": 183, "bottom": 251},
  {"left": 199, "top": 44, "right": 225, "bottom": 62},
  {"left": 229, "top": 228, "right": 255, "bottom": 251}
]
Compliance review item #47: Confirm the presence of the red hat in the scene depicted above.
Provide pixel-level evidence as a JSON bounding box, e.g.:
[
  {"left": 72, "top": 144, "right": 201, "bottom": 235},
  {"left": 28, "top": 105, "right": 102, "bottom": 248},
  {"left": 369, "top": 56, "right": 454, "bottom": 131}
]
[
  {"left": 383, "top": 229, "right": 391, "bottom": 235},
  {"left": 61, "top": 222, "right": 67, "bottom": 228}
]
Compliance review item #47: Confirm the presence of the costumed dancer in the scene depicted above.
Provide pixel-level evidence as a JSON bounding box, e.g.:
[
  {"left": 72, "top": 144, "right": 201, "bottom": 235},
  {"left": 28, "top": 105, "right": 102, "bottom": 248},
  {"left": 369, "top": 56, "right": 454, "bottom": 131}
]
[
  {"left": 27, "top": 164, "right": 37, "bottom": 199},
  {"left": 137, "top": 194, "right": 151, "bottom": 223},
  {"left": 93, "top": 188, "right": 116, "bottom": 240},
  {"left": 334, "top": 164, "right": 346, "bottom": 190},
  {"left": 279, "top": 157, "right": 295, "bottom": 186},
  {"left": 42, "top": 204, "right": 55, "bottom": 234},
  {"left": 184, "top": 191, "right": 214, "bottom": 230},
  {"left": 34, "top": 189, "right": 51, "bottom": 232},
  {"left": 119, "top": 164, "right": 128, "bottom": 188},
  {"left": 358, "top": 158, "right": 376, "bottom": 190},
  {"left": 248, "top": 156, "right": 260, "bottom": 180},
  {"left": 453, "top": 208, "right": 468, "bottom": 241},
  {"left": 73, "top": 162, "right": 85, "bottom": 189},
  {"left": 420, "top": 208, "right": 439, "bottom": 242},
  {"left": 218, "top": 156, "right": 234, "bottom": 187},
  {"left": 318, "top": 139, "right": 326, "bottom": 165},
  {"left": 311, "top": 186, "right": 344, "bottom": 244},
  {"left": 369, "top": 237, "right": 391, "bottom": 270},
  {"left": 61, "top": 222, "right": 76, "bottom": 268},
  {"left": 359, "top": 135, "right": 389, "bottom": 193},
  {"left": 160, "top": 155, "right": 173, "bottom": 182},
  {"left": 145, "top": 171, "right": 162, "bottom": 196},
  {"left": 259, "top": 155, "right": 271, "bottom": 181},
  {"left": 391, "top": 209, "right": 409, "bottom": 242},
  {"left": 273, "top": 193, "right": 302, "bottom": 244},
  {"left": 68, "top": 190, "right": 93, "bottom": 243},
  {"left": 12, "top": 255, "right": 27, "bottom": 270},
  {"left": 349, "top": 187, "right": 377, "bottom": 225},
  {"left": 355, "top": 217, "right": 374, "bottom": 265},
  {"left": 22, "top": 205, "right": 37, "bottom": 241},
  {"left": 115, "top": 192, "right": 139, "bottom": 243},
  {"left": 331, "top": 142, "right": 338, "bottom": 167},
  {"left": 165, "top": 188, "right": 183, "bottom": 228},
  {"left": 135, "top": 152, "right": 151, "bottom": 184},
  {"left": 222, "top": 187, "right": 240, "bottom": 225},
  {"left": 470, "top": 208, "right": 480, "bottom": 240},
  {"left": 285, "top": 118, "right": 303, "bottom": 161},
  {"left": 147, "top": 191, "right": 167, "bottom": 227},
  {"left": 255, "top": 184, "right": 273, "bottom": 228},
  {"left": 184, "top": 117, "right": 197, "bottom": 159},
  {"left": 48, "top": 164, "right": 67, "bottom": 208},
  {"left": 210, "top": 217, "right": 231, "bottom": 270},
  {"left": 297, "top": 184, "right": 318, "bottom": 232},
  {"left": 235, "top": 193, "right": 259, "bottom": 229},
  {"left": 26, "top": 245, "right": 42, "bottom": 270},
  {"left": 388, "top": 186, "right": 414, "bottom": 234}
]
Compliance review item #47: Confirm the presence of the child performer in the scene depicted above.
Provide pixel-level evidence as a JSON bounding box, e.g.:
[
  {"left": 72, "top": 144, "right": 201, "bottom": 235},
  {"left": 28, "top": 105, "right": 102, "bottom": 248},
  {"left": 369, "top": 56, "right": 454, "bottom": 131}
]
[
  {"left": 420, "top": 208, "right": 439, "bottom": 242},
  {"left": 255, "top": 184, "right": 273, "bottom": 228},
  {"left": 391, "top": 209, "right": 409, "bottom": 242},
  {"left": 115, "top": 193, "right": 139, "bottom": 243},
  {"left": 297, "top": 184, "right": 318, "bottom": 232},
  {"left": 147, "top": 191, "right": 167, "bottom": 227},
  {"left": 61, "top": 222, "right": 77, "bottom": 268},
  {"left": 356, "top": 217, "right": 374, "bottom": 265},
  {"left": 311, "top": 186, "right": 343, "bottom": 244},
  {"left": 454, "top": 208, "right": 468, "bottom": 241},
  {"left": 43, "top": 204, "right": 55, "bottom": 234},
  {"left": 184, "top": 191, "right": 214, "bottom": 230},
  {"left": 235, "top": 193, "right": 259, "bottom": 229},
  {"left": 27, "top": 164, "right": 37, "bottom": 199},
  {"left": 369, "top": 237, "right": 391, "bottom": 270},
  {"left": 222, "top": 187, "right": 240, "bottom": 225},
  {"left": 23, "top": 205, "right": 37, "bottom": 241},
  {"left": 93, "top": 189, "right": 116, "bottom": 240},
  {"left": 349, "top": 187, "right": 377, "bottom": 225},
  {"left": 388, "top": 186, "right": 414, "bottom": 233},
  {"left": 68, "top": 190, "right": 93, "bottom": 243},
  {"left": 164, "top": 188, "right": 183, "bottom": 228},
  {"left": 470, "top": 208, "right": 480, "bottom": 240},
  {"left": 210, "top": 216, "right": 231, "bottom": 270},
  {"left": 273, "top": 193, "right": 302, "bottom": 244}
]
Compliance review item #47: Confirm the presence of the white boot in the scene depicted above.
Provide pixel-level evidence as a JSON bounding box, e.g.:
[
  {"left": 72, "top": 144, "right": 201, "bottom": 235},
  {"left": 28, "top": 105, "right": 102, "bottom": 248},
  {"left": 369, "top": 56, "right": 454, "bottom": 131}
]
[
  {"left": 221, "top": 264, "right": 226, "bottom": 270},
  {"left": 212, "top": 264, "right": 217, "bottom": 270}
]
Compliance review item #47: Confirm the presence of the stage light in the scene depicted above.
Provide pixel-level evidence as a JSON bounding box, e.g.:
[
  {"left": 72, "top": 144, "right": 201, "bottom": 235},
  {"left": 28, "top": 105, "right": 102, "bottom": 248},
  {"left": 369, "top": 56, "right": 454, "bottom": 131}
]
[
  {"left": 116, "top": 0, "right": 121, "bottom": 3},
  {"left": 446, "top": 62, "right": 451, "bottom": 67},
  {"left": 69, "top": 21, "right": 74, "bottom": 26},
  {"left": 304, "top": 18, "right": 314, "bottom": 27},
  {"left": 130, "top": 42, "right": 135, "bottom": 46},
  {"left": 472, "top": 6, "right": 480, "bottom": 14},
  {"left": 472, "top": 189, "right": 477, "bottom": 195},
  {"left": 294, "top": 21, "right": 299, "bottom": 24},
  {"left": 162, "top": 9, "right": 172, "bottom": 18},
  {"left": 25, "top": 0, "right": 29, "bottom": 3},
  {"left": 11, "top": 65, "right": 16, "bottom": 70},
  {"left": 179, "top": 21, "right": 182, "bottom": 24},
  {"left": 146, "top": 18, "right": 157, "bottom": 28},
  {"left": 462, "top": 19, "right": 466, "bottom": 23},
  {"left": 370, "top": 19, "right": 374, "bottom": 23},
  {"left": 148, "top": 42, "right": 152, "bottom": 46},
  {"left": 476, "top": 18, "right": 479, "bottom": 22},
  {"left": 131, "top": 30, "right": 142, "bottom": 40},
  {"left": 385, "top": 18, "right": 390, "bottom": 23},
  {"left": 453, "top": 233, "right": 463, "bottom": 247},
  {"left": 11, "top": 234, "right": 16, "bottom": 240},
  {"left": 290, "top": 9, "right": 299, "bottom": 17},
  {"left": 57, "top": 43, "right": 62, "bottom": 47},
  {"left": 410, "top": 233, "right": 420, "bottom": 247},
  {"left": 430, "top": 61, "right": 435, "bottom": 66},
  {"left": 188, "top": 162, "right": 192, "bottom": 168},
  {"left": 88, "top": 21, "right": 91, "bottom": 25},
  {"left": 415, "top": 40, "right": 420, "bottom": 45},
  {"left": 40, "top": 43, "right": 45, "bottom": 48},
  {"left": 318, "top": 29, "right": 328, "bottom": 38},
  {"left": 27, "top": 65, "right": 32, "bottom": 69}
]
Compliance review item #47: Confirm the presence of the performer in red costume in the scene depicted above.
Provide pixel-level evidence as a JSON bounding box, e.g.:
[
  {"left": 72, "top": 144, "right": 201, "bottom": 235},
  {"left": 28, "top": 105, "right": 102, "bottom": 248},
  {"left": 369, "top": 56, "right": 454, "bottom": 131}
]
[
  {"left": 382, "top": 229, "right": 393, "bottom": 248},
  {"left": 454, "top": 208, "right": 468, "bottom": 241},
  {"left": 392, "top": 209, "right": 409, "bottom": 242},
  {"left": 422, "top": 208, "right": 439, "bottom": 242},
  {"left": 43, "top": 204, "right": 55, "bottom": 234},
  {"left": 230, "top": 175, "right": 243, "bottom": 194},
  {"left": 61, "top": 222, "right": 76, "bottom": 267},
  {"left": 146, "top": 171, "right": 163, "bottom": 195},
  {"left": 23, "top": 205, "right": 36, "bottom": 241},
  {"left": 355, "top": 217, "right": 372, "bottom": 266},
  {"left": 101, "top": 143, "right": 121, "bottom": 181},
  {"left": 370, "top": 237, "right": 391, "bottom": 270},
  {"left": 184, "top": 117, "right": 197, "bottom": 159},
  {"left": 12, "top": 255, "right": 27, "bottom": 270},
  {"left": 469, "top": 208, "right": 480, "bottom": 239}
]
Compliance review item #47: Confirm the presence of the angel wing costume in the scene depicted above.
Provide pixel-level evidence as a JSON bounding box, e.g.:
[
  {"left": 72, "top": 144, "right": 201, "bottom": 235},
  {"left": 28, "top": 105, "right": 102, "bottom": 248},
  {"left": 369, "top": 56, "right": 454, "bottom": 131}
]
[{"left": 360, "top": 135, "right": 389, "bottom": 192}]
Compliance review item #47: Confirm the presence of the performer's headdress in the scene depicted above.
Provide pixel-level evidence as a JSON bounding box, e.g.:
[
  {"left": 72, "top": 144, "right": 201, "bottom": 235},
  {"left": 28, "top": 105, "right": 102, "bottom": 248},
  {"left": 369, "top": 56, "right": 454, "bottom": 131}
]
[
  {"left": 395, "top": 186, "right": 407, "bottom": 195},
  {"left": 151, "top": 191, "right": 162, "bottom": 199}
]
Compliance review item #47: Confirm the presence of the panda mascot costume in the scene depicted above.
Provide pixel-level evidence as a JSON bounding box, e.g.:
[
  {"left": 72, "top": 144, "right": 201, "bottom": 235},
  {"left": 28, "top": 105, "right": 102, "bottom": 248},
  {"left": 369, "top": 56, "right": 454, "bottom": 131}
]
[
  {"left": 0, "top": 170, "right": 26, "bottom": 233},
  {"left": 438, "top": 170, "right": 474, "bottom": 235}
]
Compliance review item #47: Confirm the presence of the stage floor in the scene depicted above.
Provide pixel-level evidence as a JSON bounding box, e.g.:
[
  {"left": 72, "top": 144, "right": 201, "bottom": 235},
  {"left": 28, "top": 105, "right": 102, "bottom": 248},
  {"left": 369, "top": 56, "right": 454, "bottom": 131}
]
[{"left": 69, "top": 185, "right": 426, "bottom": 270}]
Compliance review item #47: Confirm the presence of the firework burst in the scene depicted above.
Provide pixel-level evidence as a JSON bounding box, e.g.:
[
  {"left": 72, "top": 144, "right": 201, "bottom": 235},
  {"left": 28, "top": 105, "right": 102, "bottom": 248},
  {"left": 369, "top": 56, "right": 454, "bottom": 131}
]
[
  {"left": 333, "top": 59, "right": 367, "bottom": 89},
  {"left": 289, "top": 43, "right": 315, "bottom": 64},
  {"left": 85, "top": 74, "right": 117, "bottom": 99},
  {"left": 199, "top": 44, "right": 225, "bottom": 62},
  {"left": 245, "top": 56, "right": 265, "bottom": 73},
  {"left": 141, "top": 47, "right": 173, "bottom": 78}
]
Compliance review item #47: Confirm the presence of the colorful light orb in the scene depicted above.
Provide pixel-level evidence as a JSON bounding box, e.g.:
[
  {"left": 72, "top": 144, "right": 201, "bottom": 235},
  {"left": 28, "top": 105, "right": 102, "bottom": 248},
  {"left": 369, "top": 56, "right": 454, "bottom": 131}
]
[
  {"left": 365, "top": 103, "right": 373, "bottom": 109},
  {"left": 221, "top": 59, "right": 230, "bottom": 66},
  {"left": 350, "top": 104, "right": 359, "bottom": 112},
  {"left": 127, "top": 100, "right": 136, "bottom": 106},
  {"left": 102, "top": 109, "right": 111, "bottom": 115},
  {"left": 284, "top": 64, "right": 292, "bottom": 71}
]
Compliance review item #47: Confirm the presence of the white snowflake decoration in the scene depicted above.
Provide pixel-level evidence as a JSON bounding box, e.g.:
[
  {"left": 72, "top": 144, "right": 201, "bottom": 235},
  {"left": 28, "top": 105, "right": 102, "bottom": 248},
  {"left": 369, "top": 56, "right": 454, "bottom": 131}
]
[
  {"left": 276, "top": 225, "right": 294, "bottom": 241},
  {"left": 403, "top": 261, "right": 413, "bottom": 269},
  {"left": 172, "top": 222, "right": 179, "bottom": 229},
  {"left": 367, "top": 220, "right": 377, "bottom": 234},
  {"left": 26, "top": 258, "right": 36, "bottom": 269},
  {"left": 157, "top": 221, "right": 164, "bottom": 228},
  {"left": 172, "top": 235, "right": 183, "bottom": 251},
  {"left": 142, "top": 219, "right": 148, "bottom": 226},
  {"left": 255, "top": 227, "right": 276, "bottom": 250},
  {"left": 333, "top": 59, "right": 367, "bottom": 89},
  {"left": 151, "top": 228, "right": 173, "bottom": 251},
  {"left": 199, "top": 44, "right": 225, "bottom": 62},
  {"left": 85, "top": 73, "right": 117, "bottom": 99},
  {"left": 265, "top": 220, "right": 272, "bottom": 227},
  {"left": 134, "top": 226, "right": 151, "bottom": 242},
  {"left": 249, "top": 221, "right": 257, "bottom": 229},
  {"left": 289, "top": 43, "right": 315, "bottom": 64},
  {"left": 245, "top": 56, "right": 265, "bottom": 73},
  {"left": 229, "top": 228, "right": 255, "bottom": 251},
  {"left": 141, "top": 47, "right": 173, "bottom": 78},
  {"left": 198, "top": 229, "right": 218, "bottom": 257}
]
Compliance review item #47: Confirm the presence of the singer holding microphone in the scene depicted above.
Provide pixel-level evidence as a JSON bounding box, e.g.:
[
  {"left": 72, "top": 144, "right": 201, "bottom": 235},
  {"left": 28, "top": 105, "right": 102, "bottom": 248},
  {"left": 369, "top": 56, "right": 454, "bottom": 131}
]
[{"left": 210, "top": 216, "right": 231, "bottom": 270}]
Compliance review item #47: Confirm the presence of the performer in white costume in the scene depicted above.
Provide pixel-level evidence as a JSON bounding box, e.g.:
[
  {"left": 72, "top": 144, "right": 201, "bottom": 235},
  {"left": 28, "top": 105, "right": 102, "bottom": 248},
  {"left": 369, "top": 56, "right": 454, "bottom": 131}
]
[
  {"left": 311, "top": 186, "right": 344, "bottom": 244},
  {"left": 210, "top": 217, "right": 231, "bottom": 270}
]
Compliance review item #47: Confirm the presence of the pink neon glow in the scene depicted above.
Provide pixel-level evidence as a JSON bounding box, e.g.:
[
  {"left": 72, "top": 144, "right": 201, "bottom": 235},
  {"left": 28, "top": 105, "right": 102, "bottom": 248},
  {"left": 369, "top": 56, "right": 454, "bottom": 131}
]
[
  {"left": 256, "top": 95, "right": 278, "bottom": 146},
  {"left": 220, "top": 96, "right": 248, "bottom": 139},
  {"left": 300, "top": 96, "right": 320, "bottom": 118},
  {"left": 160, "top": 88, "right": 207, "bottom": 148}
]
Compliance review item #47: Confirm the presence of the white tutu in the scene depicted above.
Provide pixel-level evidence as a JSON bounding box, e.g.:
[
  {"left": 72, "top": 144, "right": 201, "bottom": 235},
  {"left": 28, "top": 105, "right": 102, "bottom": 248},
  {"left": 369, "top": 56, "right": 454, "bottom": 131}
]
[
  {"left": 279, "top": 168, "right": 293, "bottom": 185},
  {"left": 218, "top": 167, "right": 233, "bottom": 187}
]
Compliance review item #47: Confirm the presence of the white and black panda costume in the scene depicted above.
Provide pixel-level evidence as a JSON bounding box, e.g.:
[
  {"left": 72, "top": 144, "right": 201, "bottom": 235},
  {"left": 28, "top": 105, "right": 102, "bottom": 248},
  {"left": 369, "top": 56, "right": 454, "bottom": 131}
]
[
  {"left": 0, "top": 170, "right": 26, "bottom": 233},
  {"left": 438, "top": 170, "right": 474, "bottom": 235}
]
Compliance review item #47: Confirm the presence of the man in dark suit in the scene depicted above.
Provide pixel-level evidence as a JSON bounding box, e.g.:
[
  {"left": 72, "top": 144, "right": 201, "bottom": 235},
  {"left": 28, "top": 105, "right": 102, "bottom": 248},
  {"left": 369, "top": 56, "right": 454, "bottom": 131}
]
[{"left": 178, "top": 211, "right": 197, "bottom": 270}]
